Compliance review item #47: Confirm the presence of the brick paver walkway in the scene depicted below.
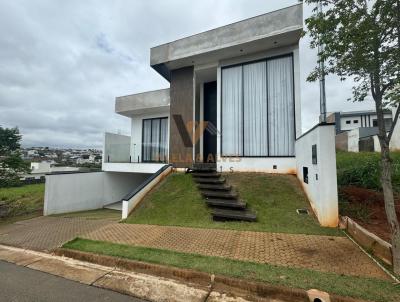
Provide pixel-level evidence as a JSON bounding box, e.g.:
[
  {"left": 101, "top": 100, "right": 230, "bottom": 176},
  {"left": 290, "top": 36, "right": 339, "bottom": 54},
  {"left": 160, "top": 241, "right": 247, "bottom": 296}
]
[
  {"left": 83, "top": 224, "right": 390, "bottom": 280},
  {"left": 0, "top": 216, "right": 115, "bottom": 252}
]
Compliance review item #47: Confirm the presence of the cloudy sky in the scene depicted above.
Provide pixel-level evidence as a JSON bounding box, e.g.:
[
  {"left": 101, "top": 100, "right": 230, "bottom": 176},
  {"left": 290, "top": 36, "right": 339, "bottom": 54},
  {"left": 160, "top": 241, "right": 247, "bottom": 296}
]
[{"left": 0, "top": 0, "right": 376, "bottom": 148}]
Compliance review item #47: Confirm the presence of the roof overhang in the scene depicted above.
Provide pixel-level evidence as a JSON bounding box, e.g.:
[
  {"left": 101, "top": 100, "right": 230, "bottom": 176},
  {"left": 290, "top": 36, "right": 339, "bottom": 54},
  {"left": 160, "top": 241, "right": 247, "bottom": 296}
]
[
  {"left": 115, "top": 88, "right": 170, "bottom": 117},
  {"left": 150, "top": 3, "right": 303, "bottom": 81}
]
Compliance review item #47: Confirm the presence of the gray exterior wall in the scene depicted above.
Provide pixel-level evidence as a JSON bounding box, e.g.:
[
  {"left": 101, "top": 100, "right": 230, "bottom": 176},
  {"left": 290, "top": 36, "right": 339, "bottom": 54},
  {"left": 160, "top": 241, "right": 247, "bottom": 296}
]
[{"left": 169, "top": 67, "right": 194, "bottom": 168}]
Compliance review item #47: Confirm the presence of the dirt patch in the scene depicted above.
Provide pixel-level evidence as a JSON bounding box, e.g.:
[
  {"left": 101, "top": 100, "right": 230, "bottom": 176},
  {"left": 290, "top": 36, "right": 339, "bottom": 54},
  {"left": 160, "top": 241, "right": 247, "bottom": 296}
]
[{"left": 339, "top": 186, "right": 400, "bottom": 242}]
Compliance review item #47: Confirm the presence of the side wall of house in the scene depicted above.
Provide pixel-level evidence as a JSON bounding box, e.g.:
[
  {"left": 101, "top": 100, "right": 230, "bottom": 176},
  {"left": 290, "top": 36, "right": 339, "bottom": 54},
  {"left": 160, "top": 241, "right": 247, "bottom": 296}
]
[
  {"left": 295, "top": 124, "right": 339, "bottom": 227},
  {"left": 169, "top": 66, "right": 194, "bottom": 168}
]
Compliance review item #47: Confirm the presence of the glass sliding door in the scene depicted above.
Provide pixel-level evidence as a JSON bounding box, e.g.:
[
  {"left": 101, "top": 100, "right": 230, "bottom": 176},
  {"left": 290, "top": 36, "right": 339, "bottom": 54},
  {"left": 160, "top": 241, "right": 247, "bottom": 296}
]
[
  {"left": 142, "top": 117, "right": 168, "bottom": 162},
  {"left": 243, "top": 61, "right": 268, "bottom": 156},
  {"left": 267, "top": 56, "right": 294, "bottom": 156},
  {"left": 221, "top": 54, "right": 295, "bottom": 157}
]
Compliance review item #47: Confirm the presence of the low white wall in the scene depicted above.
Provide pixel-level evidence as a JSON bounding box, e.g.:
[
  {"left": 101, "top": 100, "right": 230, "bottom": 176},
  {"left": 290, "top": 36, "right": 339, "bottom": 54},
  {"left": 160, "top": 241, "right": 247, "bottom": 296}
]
[
  {"left": 44, "top": 172, "right": 150, "bottom": 216},
  {"left": 295, "top": 123, "right": 339, "bottom": 227},
  {"left": 347, "top": 128, "right": 359, "bottom": 152},
  {"left": 217, "top": 157, "right": 296, "bottom": 174},
  {"left": 122, "top": 166, "right": 173, "bottom": 219}
]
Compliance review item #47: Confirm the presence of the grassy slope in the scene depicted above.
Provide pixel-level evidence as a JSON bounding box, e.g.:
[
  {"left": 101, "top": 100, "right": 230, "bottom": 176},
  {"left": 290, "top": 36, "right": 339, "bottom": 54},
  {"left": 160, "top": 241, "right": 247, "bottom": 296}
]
[
  {"left": 64, "top": 238, "right": 400, "bottom": 302},
  {"left": 0, "top": 184, "right": 44, "bottom": 223},
  {"left": 336, "top": 151, "right": 400, "bottom": 192},
  {"left": 125, "top": 172, "right": 341, "bottom": 236}
]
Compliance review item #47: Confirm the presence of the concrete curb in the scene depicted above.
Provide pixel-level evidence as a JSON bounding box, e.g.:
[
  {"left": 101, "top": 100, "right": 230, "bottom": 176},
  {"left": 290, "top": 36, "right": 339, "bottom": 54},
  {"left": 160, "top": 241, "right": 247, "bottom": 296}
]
[
  {"left": 340, "top": 216, "right": 392, "bottom": 265},
  {"left": 55, "top": 248, "right": 373, "bottom": 302}
]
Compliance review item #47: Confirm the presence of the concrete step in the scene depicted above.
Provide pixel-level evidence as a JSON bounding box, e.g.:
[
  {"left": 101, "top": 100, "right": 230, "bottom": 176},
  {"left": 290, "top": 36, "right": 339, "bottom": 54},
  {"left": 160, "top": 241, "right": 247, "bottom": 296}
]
[
  {"left": 198, "top": 184, "right": 231, "bottom": 191},
  {"left": 191, "top": 163, "right": 217, "bottom": 172},
  {"left": 191, "top": 173, "right": 221, "bottom": 178},
  {"left": 212, "top": 208, "right": 257, "bottom": 222},
  {"left": 205, "top": 199, "right": 247, "bottom": 209},
  {"left": 104, "top": 202, "right": 122, "bottom": 211},
  {"left": 202, "top": 190, "right": 237, "bottom": 199},
  {"left": 193, "top": 177, "right": 226, "bottom": 184}
]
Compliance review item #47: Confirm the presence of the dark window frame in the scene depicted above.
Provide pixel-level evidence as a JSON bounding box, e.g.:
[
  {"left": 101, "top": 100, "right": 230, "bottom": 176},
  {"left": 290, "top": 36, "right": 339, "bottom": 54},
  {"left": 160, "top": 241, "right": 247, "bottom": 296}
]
[
  {"left": 141, "top": 117, "right": 168, "bottom": 163},
  {"left": 220, "top": 53, "right": 296, "bottom": 158}
]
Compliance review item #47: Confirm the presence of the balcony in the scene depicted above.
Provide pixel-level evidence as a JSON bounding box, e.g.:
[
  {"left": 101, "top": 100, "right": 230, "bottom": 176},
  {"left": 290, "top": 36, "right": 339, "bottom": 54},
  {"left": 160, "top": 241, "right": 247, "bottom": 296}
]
[{"left": 103, "top": 132, "right": 167, "bottom": 174}]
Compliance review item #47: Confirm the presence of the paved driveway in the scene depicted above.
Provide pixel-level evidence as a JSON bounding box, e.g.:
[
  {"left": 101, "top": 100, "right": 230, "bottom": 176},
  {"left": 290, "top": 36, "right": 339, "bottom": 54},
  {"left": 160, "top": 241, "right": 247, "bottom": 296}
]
[
  {"left": 84, "top": 223, "right": 391, "bottom": 280},
  {"left": 0, "top": 216, "right": 116, "bottom": 252}
]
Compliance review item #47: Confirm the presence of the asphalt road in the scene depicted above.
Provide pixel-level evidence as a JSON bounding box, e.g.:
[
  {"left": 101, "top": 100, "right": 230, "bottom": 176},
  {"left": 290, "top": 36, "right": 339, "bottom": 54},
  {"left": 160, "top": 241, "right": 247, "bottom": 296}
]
[{"left": 0, "top": 260, "right": 145, "bottom": 302}]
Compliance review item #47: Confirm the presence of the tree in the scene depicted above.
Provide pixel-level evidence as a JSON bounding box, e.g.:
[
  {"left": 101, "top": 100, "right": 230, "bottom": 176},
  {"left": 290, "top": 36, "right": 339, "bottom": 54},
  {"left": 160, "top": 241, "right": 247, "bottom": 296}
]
[
  {"left": 0, "top": 126, "right": 29, "bottom": 187},
  {"left": 304, "top": 0, "right": 400, "bottom": 273}
]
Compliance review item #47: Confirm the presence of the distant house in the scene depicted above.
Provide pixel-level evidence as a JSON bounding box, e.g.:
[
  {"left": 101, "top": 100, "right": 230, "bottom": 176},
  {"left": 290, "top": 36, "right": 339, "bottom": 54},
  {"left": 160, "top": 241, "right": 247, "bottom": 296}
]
[{"left": 327, "top": 109, "right": 399, "bottom": 152}]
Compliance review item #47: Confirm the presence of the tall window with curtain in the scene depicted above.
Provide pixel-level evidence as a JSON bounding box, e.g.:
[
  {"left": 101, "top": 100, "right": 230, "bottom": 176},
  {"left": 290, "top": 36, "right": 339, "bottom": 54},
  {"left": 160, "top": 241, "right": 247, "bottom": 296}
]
[
  {"left": 221, "top": 54, "right": 294, "bottom": 157},
  {"left": 142, "top": 117, "right": 168, "bottom": 162}
]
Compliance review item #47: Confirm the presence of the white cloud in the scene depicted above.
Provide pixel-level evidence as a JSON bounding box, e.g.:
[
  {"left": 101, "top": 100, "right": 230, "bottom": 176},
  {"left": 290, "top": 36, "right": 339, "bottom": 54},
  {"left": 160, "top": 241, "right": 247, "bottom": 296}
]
[{"left": 0, "top": 0, "right": 376, "bottom": 147}]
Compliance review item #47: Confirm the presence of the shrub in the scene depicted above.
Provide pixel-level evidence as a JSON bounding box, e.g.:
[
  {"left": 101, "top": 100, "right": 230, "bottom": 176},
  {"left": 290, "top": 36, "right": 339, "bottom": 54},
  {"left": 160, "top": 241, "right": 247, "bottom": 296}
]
[{"left": 336, "top": 151, "right": 400, "bottom": 192}]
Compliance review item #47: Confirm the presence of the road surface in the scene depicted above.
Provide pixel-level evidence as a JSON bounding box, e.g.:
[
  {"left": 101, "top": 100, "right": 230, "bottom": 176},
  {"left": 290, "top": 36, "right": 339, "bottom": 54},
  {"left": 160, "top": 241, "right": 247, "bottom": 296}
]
[{"left": 0, "top": 260, "right": 145, "bottom": 302}]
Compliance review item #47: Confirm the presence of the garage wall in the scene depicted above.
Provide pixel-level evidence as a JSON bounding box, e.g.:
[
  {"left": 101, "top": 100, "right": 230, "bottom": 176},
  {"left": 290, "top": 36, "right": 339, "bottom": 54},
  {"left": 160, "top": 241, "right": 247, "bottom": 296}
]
[
  {"left": 295, "top": 123, "right": 339, "bottom": 227},
  {"left": 44, "top": 172, "right": 150, "bottom": 216}
]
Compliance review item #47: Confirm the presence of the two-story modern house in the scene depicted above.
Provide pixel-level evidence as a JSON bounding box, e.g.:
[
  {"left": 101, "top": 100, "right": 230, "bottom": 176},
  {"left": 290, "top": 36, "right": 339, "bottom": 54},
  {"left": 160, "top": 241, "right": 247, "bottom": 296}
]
[{"left": 45, "top": 3, "right": 339, "bottom": 227}]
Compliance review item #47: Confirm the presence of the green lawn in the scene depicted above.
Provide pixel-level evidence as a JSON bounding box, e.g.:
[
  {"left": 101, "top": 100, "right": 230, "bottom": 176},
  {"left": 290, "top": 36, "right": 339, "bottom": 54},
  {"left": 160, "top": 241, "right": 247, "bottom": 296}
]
[
  {"left": 64, "top": 238, "right": 400, "bottom": 302},
  {"left": 0, "top": 183, "right": 44, "bottom": 224},
  {"left": 125, "top": 172, "right": 341, "bottom": 236},
  {"left": 336, "top": 151, "right": 400, "bottom": 192}
]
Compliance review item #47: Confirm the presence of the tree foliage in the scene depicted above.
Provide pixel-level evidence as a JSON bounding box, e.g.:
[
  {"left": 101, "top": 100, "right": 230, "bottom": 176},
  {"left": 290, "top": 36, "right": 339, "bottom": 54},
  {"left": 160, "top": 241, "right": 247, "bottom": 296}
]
[
  {"left": 0, "top": 126, "right": 29, "bottom": 187},
  {"left": 304, "top": 0, "right": 400, "bottom": 273},
  {"left": 305, "top": 0, "right": 400, "bottom": 112}
]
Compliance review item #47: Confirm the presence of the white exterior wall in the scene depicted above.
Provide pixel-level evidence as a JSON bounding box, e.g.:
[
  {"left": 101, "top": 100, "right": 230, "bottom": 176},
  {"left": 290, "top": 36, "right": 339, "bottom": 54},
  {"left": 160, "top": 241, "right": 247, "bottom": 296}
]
[
  {"left": 295, "top": 124, "right": 338, "bottom": 227},
  {"left": 390, "top": 106, "right": 400, "bottom": 151},
  {"left": 215, "top": 45, "right": 301, "bottom": 172},
  {"left": 216, "top": 158, "right": 296, "bottom": 174},
  {"left": 130, "top": 109, "right": 170, "bottom": 163},
  {"left": 44, "top": 172, "right": 149, "bottom": 216},
  {"left": 347, "top": 128, "right": 360, "bottom": 152},
  {"left": 102, "top": 162, "right": 166, "bottom": 173},
  {"left": 340, "top": 113, "right": 392, "bottom": 131}
]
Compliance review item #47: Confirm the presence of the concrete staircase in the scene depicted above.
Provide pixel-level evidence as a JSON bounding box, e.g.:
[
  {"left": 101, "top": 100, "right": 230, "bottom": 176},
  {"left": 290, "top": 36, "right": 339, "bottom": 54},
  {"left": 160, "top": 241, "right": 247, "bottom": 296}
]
[{"left": 190, "top": 164, "right": 256, "bottom": 222}]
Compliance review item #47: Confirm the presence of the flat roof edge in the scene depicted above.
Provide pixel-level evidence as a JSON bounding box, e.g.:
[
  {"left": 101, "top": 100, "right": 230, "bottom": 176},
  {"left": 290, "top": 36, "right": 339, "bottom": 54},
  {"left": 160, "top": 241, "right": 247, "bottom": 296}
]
[{"left": 150, "top": 3, "right": 303, "bottom": 50}]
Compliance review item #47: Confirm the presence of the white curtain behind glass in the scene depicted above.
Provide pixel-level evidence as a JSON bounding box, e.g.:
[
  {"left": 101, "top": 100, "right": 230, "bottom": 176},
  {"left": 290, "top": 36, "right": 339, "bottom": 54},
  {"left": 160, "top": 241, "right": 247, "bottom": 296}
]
[
  {"left": 243, "top": 61, "right": 268, "bottom": 156},
  {"left": 267, "top": 56, "right": 295, "bottom": 156},
  {"left": 222, "top": 66, "right": 243, "bottom": 156},
  {"left": 142, "top": 120, "right": 152, "bottom": 161},
  {"left": 151, "top": 119, "right": 161, "bottom": 161},
  {"left": 160, "top": 118, "right": 168, "bottom": 162}
]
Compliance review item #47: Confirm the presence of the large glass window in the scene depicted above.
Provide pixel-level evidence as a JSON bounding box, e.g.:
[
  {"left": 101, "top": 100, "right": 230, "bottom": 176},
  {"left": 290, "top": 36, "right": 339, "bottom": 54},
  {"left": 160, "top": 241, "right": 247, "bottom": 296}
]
[
  {"left": 221, "top": 55, "right": 295, "bottom": 157},
  {"left": 142, "top": 117, "right": 168, "bottom": 162}
]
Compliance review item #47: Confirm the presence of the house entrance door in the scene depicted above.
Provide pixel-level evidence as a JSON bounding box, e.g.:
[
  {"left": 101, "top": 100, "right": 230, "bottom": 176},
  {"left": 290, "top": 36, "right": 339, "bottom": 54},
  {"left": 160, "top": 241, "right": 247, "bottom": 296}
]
[{"left": 203, "top": 81, "right": 217, "bottom": 163}]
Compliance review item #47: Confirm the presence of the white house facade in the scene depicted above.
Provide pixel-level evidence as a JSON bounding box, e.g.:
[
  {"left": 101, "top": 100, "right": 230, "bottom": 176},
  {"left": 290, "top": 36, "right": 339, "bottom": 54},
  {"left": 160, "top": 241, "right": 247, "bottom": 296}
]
[{"left": 45, "top": 3, "right": 339, "bottom": 227}]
